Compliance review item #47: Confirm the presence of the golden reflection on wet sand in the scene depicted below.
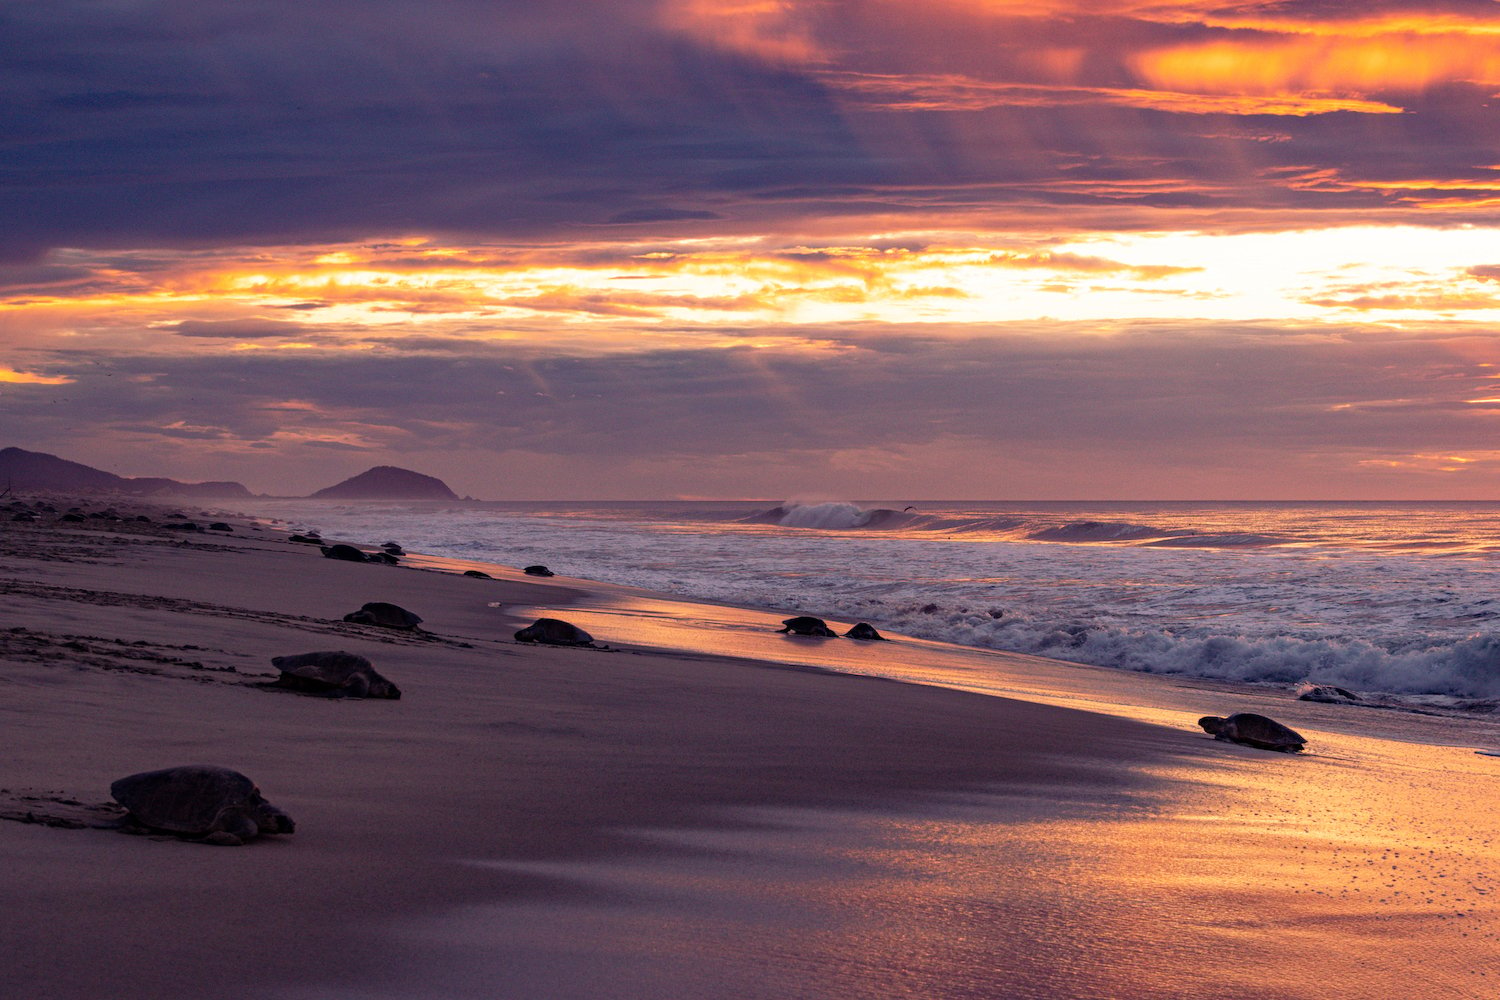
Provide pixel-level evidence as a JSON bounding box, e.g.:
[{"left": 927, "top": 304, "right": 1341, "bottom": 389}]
[
  {"left": 335, "top": 566, "right": 1500, "bottom": 999},
  {"left": 304, "top": 731, "right": 1496, "bottom": 999}
]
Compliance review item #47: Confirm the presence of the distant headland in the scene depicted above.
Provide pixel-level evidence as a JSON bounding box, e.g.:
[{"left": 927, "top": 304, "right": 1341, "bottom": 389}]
[
  {"left": 308, "top": 465, "right": 459, "bottom": 500},
  {"left": 0, "top": 447, "right": 461, "bottom": 500},
  {"left": 0, "top": 446, "right": 253, "bottom": 498}
]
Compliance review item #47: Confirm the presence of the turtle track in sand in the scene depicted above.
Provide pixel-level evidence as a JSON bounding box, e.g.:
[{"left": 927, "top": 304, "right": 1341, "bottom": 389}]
[
  {"left": 0, "top": 579, "right": 477, "bottom": 650},
  {"left": 0, "top": 625, "right": 248, "bottom": 685},
  {"left": 0, "top": 582, "right": 482, "bottom": 690},
  {"left": 0, "top": 788, "right": 124, "bottom": 830},
  {"left": 0, "top": 521, "right": 242, "bottom": 566}
]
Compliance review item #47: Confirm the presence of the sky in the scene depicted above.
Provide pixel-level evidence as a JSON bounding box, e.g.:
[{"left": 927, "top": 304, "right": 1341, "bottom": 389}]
[{"left": 3, "top": 0, "right": 1500, "bottom": 499}]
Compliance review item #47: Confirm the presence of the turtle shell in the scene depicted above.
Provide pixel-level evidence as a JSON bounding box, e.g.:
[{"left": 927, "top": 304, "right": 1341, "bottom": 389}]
[
  {"left": 1200, "top": 713, "right": 1306, "bottom": 751},
  {"left": 321, "top": 544, "right": 368, "bottom": 562},
  {"left": 523, "top": 565, "right": 555, "bottom": 577},
  {"left": 779, "top": 616, "right": 836, "bottom": 636},
  {"left": 514, "top": 618, "right": 594, "bottom": 646},
  {"left": 273, "top": 650, "right": 374, "bottom": 685},
  {"left": 844, "top": 622, "right": 886, "bottom": 640},
  {"left": 342, "top": 602, "right": 422, "bottom": 629},
  {"left": 271, "top": 651, "right": 400, "bottom": 698},
  {"left": 1296, "top": 684, "right": 1360, "bottom": 704},
  {"left": 110, "top": 765, "right": 269, "bottom": 836}
]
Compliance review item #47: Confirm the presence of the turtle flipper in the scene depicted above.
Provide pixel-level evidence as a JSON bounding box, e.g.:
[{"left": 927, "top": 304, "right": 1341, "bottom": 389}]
[
  {"left": 208, "top": 811, "right": 258, "bottom": 846},
  {"left": 202, "top": 830, "right": 245, "bottom": 846}
]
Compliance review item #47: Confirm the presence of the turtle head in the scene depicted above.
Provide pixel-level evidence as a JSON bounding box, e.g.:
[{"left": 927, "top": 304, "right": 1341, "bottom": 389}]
[
  {"left": 254, "top": 800, "right": 296, "bottom": 835},
  {"left": 1197, "top": 716, "right": 1228, "bottom": 736},
  {"left": 370, "top": 678, "right": 402, "bottom": 700}
]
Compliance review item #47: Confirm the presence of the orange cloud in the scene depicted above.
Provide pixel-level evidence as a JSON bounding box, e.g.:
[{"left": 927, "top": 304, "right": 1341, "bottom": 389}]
[
  {"left": 1133, "top": 34, "right": 1500, "bottom": 102},
  {"left": 8, "top": 228, "right": 1500, "bottom": 356},
  {"left": 662, "top": 0, "right": 824, "bottom": 64},
  {"left": 823, "top": 70, "right": 1401, "bottom": 116},
  {"left": 1306, "top": 291, "right": 1500, "bottom": 312},
  {"left": 1180, "top": 11, "right": 1500, "bottom": 40},
  {"left": 985, "top": 251, "right": 1200, "bottom": 279},
  {"left": 1277, "top": 169, "right": 1500, "bottom": 210},
  {"left": 935, "top": 2, "right": 1500, "bottom": 40},
  {"left": 926, "top": 1, "right": 1220, "bottom": 17},
  {"left": 0, "top": 367, "right": 73, "bottom": 384}
]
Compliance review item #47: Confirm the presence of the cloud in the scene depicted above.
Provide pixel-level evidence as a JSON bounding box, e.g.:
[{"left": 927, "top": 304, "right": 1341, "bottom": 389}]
[
  {"left": 1303, "top": 291, "right": 1500, "bottom": 311},
  {"left": 605, "top": 208, "right": 726, "bottom": 224},
  {"left": 6, "top": 0, "right": 1500, "bottom": 256},
  {"left": 12, "top": 321, "right": 1500, "bottom": 496},
  {"left": 8, "top": 1, "right": 1500, "bottom": 500},
  {"left": 0, "top": 368, "right": 73, "bottom": 385},
  {"left": 819, "top": 70, "right": 1404, "bottom": 117},
  {"left": 984, "top": 251, "right": 1201, "bottom": 279},
  {"left": 170, "top": 319, "right": 311, "bottom": 339}
]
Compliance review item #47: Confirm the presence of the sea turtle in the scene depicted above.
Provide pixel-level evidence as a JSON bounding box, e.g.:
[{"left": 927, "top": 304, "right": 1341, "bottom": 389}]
[
  {"left": 321, "top": 544, "right": 368, "bottom": 562},
  {"left": 523, "top": 565, "right": 555, "bottom": 577},
  {"left": 209, "top": 522, "right": 233, "bottom": 532},
  {"left": 270, "top": 650, "right": 401, "bottom": 698},
  {"left": 109, "top": 765, "right": 295, "bottom": 846},
  {"left": 463, "top": 569, "right": 492, "bottom": 579},
  {"left": 342, "top": 602, "right": 422, "bottom": 630},
  {"left": 514, "top": 618, "right": 595, "bottom": 646},
  {"left": 382, "top": 542, "right": 405, "bottom": 555},
  {"left": 844, "top": 622, "right": 886, "bottom": 641},
  {"left": 1198, "top": 713, "right": 1306, "bottom": 752},
  {"left": 1297, "top": 683, "right": 1361, "bottom": 704},
  {"left": 778, "top": 616, "right": 837, "bottom": 637}
]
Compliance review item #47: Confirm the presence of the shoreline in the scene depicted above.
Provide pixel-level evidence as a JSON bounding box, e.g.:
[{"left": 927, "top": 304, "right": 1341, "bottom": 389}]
[
  {"left": 231, "top": 495, "right": 1500, "bottom": 712},
  {"left": 3, "top": 493, "right": 1498, "bottom": 998}
]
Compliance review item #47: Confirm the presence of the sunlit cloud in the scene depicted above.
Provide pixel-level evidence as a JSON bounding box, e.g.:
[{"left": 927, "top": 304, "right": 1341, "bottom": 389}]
[
  {"left": 1179, "top": 10, "right": 1500, "bottom": 40},
  {"left": 1305, "top": 290, "right": 1500, "bottom": 313},
  {"left": 1132, "top": 34, "right": 1500, "bottom": 103},
  {"left": 662, "top": 0, "right": 826, "bottom": 64},
  {"left": 1357, "top": 451, "right": 1500, "bottom": 475},
  {"left": 821, "top": 71, "right": 1404, "bottom": 116},
  {"left": 7, "top": 226, "right": 1500, "bottom": 355},
  {"left": 0, "top": 368, "right": 74, "bottom": 385}
]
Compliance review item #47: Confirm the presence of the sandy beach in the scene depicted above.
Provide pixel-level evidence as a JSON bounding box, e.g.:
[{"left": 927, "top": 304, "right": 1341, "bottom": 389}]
[{"left": 2, "top": 496, "right": 1497, "bottom": 999}]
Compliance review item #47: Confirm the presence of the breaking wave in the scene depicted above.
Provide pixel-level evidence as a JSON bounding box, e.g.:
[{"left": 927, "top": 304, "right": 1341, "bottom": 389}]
[
  {"left": 744, "top": 504, "right": 1294, "bottom": 548},
  {"left": 854, "top": 601, "right": 1500, "bottom": 703},
  {"left": 743, "top": 502, "right": 917, "bottom": 530},
  {"left": 239, "top": 498, "right": 1500, "bottom": 703}
]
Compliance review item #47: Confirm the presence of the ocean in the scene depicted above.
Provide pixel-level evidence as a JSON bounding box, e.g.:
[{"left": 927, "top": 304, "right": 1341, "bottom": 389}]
[{"left": 233, "top": 499, "right": 1500, "bottom": 706}]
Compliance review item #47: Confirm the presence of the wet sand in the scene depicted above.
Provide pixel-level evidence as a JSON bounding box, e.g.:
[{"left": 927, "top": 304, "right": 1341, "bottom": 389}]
[{"left": 2, "top": 496, "right": 1497, "bottom": 999}]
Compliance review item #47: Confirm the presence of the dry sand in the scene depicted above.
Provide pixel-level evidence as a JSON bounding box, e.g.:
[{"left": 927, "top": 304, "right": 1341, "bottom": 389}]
[{"left": 1, "top": 496, "right": 1497, "bottom": 999}]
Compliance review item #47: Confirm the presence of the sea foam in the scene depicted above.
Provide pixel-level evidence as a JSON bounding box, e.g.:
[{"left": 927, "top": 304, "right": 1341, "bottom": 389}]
[{"left": 238, "top": 498, "right": 1500, "bottom": 703}]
